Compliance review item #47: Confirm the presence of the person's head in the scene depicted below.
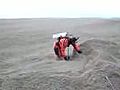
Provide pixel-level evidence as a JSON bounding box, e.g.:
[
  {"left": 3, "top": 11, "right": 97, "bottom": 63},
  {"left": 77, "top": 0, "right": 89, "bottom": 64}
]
[{"left": 57, "top": 35, "right": 62, "bottom": 41}]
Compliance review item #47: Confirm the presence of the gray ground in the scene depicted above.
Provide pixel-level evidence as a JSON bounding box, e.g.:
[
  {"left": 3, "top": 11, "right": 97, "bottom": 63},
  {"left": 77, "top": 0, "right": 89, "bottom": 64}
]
[{"left": 0, "top": 18, "right": 120, "bottom": 90}]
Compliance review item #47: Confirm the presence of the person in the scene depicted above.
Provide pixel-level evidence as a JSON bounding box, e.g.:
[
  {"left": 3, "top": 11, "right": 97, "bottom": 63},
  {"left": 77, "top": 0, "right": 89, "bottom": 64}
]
[
  {"left": 69, "top": 36, "right": 82, "bottom": 54},
  {"left": 53, "top": 33, "right": 82, "bottom": 60}
]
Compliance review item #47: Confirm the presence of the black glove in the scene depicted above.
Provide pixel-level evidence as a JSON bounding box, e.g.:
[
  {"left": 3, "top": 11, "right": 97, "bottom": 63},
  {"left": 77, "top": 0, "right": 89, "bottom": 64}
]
[{"left": 71, "top": 37, "right": 78, "bottom": 43}]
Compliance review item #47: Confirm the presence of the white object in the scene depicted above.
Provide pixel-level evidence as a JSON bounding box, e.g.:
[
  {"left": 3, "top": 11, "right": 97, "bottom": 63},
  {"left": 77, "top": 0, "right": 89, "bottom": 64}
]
[
  {"left": 65, "top": 45, "right": 74, "bottom": 57},
  {"left": 53, "top": 32, "right": 67, "bottom": 39}
]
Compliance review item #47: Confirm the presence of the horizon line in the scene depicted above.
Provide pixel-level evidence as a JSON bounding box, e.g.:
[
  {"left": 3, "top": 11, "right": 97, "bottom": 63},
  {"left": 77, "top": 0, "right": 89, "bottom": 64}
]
[{"left": 0, "top": 17, "right": 120, "bottom": 19}]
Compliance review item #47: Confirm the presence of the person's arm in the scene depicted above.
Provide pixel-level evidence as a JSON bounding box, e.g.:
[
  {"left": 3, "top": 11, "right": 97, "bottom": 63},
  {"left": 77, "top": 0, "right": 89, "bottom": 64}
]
[{"left": 72, "top": 37, "right": 77, "bottom": 42}]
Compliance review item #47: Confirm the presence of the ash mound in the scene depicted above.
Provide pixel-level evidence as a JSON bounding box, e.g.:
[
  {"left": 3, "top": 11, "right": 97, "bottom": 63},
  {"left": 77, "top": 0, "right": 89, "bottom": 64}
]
[
  {"left": 1, "top": 39, "right": 120, "bottom": 90},
  {"left": 79, "top": 39, "right": 120, "bottom": 90}
]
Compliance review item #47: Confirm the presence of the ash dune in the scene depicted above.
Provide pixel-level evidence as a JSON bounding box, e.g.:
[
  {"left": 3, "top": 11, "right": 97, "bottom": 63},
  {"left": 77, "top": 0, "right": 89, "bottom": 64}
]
[{"left": 0, "top": 18, "right": 120, "bottom": 90}]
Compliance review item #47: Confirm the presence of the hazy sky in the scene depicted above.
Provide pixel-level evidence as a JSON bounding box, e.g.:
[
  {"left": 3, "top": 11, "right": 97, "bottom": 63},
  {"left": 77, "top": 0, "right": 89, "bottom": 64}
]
[{"left": 0, "top": 0, "right": 120, "bottom": 18}]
